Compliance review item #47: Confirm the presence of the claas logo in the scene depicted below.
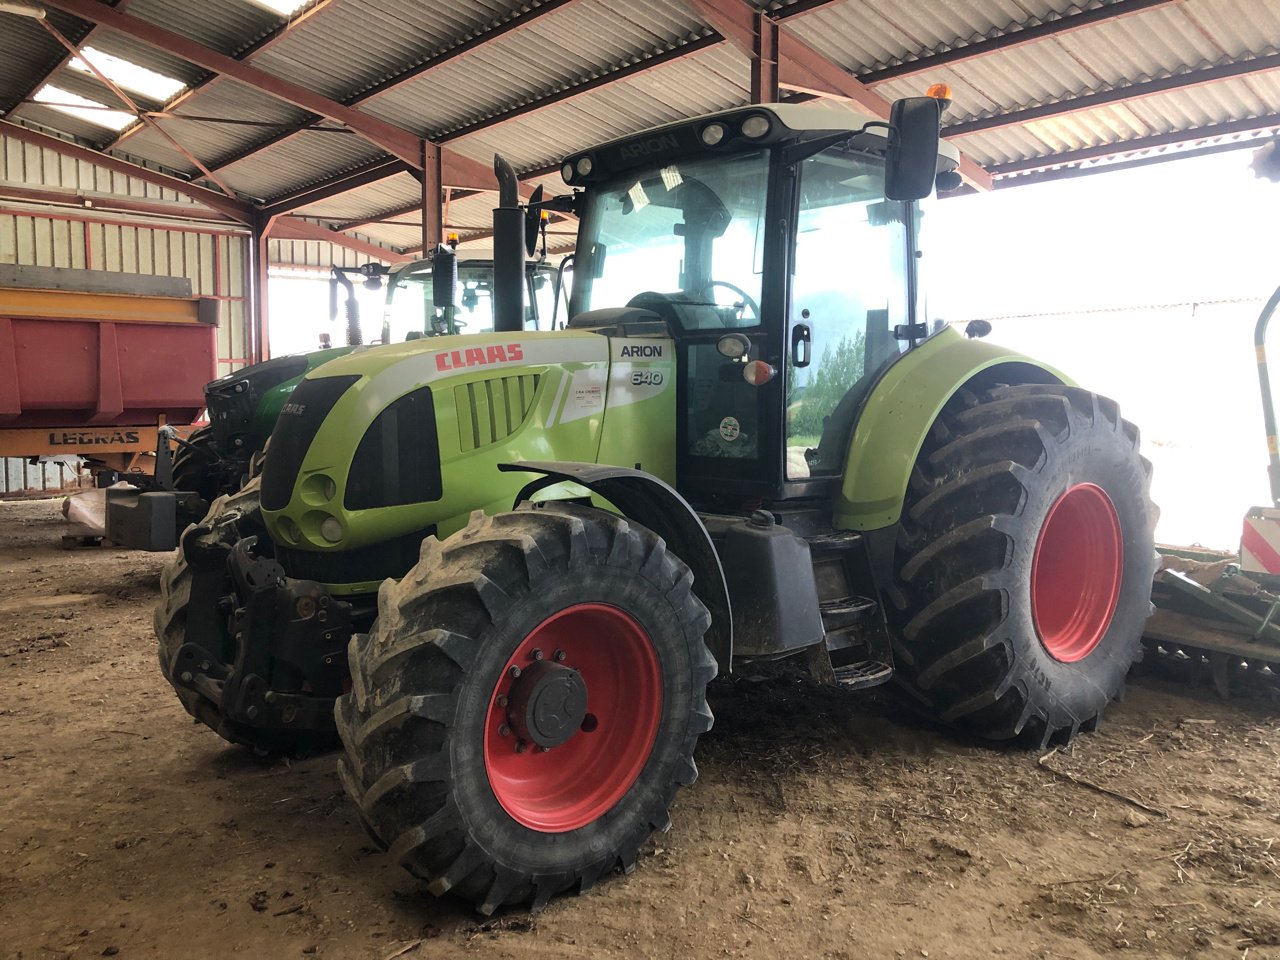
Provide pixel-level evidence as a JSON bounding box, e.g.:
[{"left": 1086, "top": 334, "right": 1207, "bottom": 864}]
[{"left": 435, "top": 343, "right": 525, "bottom": 372}]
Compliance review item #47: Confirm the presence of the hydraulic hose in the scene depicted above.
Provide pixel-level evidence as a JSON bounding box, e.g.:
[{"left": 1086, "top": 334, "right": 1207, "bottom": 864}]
[{"left": 330, "top": 268, "right": 362, "bottom": 345}]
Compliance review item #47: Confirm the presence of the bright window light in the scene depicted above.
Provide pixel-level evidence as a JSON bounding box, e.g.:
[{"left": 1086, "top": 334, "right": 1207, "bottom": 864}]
[
  {"left": 67, "top": 47, "right": 186, "bottom": 101},
  {"left": 243, "top": 0, "right": 310, "bottom": 15},
  {"left": 32, "top": 84, "right": 134, "bottom": 131}
]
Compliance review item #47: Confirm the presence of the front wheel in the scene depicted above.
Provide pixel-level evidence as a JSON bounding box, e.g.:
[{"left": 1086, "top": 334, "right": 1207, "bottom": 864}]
[
  {"left": 335, "top": 502, "right": 717, "bottom": 913},
  {"left": 891, "top": 383, "right": 1158, "bottom": 745}
]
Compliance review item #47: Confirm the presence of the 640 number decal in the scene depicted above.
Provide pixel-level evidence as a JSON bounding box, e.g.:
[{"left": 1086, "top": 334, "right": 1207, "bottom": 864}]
[{"left": 630, "top": 370, "right": 664, "bottom": 386}]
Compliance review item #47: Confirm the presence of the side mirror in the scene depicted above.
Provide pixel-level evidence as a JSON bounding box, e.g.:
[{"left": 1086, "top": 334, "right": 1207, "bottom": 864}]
[
  {"left": 885, "top": 96, "right": 943, "bottom": 202},
  {"left": 432, "top": 244, "right": 457, "bottom": 310},
  {"left": 524, "top": 184, "right": 544, "bottom": 257}
]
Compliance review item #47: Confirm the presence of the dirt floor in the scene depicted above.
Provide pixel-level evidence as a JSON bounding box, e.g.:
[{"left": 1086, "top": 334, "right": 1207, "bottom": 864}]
[{"left": 4, "top": 498, "right": 1280, "bottom": 960}]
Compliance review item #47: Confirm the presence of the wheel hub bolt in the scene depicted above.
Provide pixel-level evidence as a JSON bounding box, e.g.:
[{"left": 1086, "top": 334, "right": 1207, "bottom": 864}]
[
  {"left": 497, "top": 695, "right": 509, "bottom": 707},
  {"left": 532, "top": 648, "right": 543, "bottom": 661},
  {"left": 509, "top": 665, "right": 522, "bottom": 679},
  {"left": 514, "top": 740, "right": 527, "bottom": 753},
  {"left": 498, "top": 724, "right": 511, "bottom": 737},
  {"left": 554, "top": 649, "right": 566, "bottom": 662}
]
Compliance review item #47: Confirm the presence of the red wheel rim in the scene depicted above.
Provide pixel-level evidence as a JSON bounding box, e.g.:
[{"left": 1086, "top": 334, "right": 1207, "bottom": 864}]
[
  {"left": 1031, "top": 483, "right": 1124, "bottom": 663},
  {"left": 483, "top": 603, "right": 663, "bottom": 833}
]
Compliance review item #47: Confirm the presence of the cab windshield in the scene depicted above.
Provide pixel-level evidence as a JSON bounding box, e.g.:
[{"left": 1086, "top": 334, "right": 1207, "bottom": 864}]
[
  {"left": 383, "top": 262, "right": 552, "bottom": 340},
  {"left": 574, "top": 150, "right": 769, "bottom": 329}
]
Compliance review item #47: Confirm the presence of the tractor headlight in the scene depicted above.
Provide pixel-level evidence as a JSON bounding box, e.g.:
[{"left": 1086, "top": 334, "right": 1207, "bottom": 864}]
[
  {"left": 277, "top": 515, "right": 300, "bottom": 544},
  {"left": 561, "top": 162, "right": 574, "bottom": 184},
  {"left": 716, "top": 333, "right": 751, "bottom": 360},
  {"left": 741, "top": 115, "right": 771, "bottom": 139},
  {"left": 701, "top": 123, "right": 727, "bottom": 146},
  {"left": 301, "top": 472, "right": 337, "bottom": 504},
  {"left": 319, "top": 515, "right": 343, "bottom": 543},
  {"left": 576, "top": 156, "right": 594, "bottom": 177}
]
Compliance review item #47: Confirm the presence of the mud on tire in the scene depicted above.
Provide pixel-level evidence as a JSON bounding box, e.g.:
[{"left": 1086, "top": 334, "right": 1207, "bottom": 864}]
[
  {"left": 890, "top": 383, "right": 1159, "bottom": 745},
  {"left": 335, "top": 502, "right": 717, "bottom": 914}
]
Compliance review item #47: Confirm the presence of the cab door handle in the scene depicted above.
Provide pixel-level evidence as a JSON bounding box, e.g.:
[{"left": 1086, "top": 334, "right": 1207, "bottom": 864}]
[{"left": 792, "top": 323, "right": 812, "bottom": 368}]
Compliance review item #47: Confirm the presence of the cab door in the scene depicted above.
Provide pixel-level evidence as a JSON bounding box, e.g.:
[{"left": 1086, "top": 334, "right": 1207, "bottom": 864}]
[
  {"left": 783, "top": 145, "right": 911, "bottom": 489},
  {"left": 674, "top": 153, "right": 789, "bottom": 503}
]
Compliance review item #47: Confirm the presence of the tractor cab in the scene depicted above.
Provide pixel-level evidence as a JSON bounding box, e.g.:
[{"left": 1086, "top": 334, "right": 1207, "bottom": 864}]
[
  {"left": 558, "top": 101, "right": 958, "bottom": 504},
  {"left": 382, "top": 256, "right": 559, "bottom": 341}
]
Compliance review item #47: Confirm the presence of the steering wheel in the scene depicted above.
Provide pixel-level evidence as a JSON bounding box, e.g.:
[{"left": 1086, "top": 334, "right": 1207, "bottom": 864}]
[{"left": 705, "top": 280, "right": 761, "bottom": 322}]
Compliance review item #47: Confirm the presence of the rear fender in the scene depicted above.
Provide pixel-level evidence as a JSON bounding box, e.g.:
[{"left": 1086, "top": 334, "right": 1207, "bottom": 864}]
[
  {"left": 836, "top": 326, "right": 1070, "bottom": 531},
  {"left": 499, "top": 461, "right": 731, "bottom": 675}
]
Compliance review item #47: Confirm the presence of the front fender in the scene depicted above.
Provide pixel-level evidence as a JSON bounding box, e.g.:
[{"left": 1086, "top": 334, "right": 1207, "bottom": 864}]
[
  {"left": 835, "top": 326, "right": 1071, "bottom": 531},
  {"left": 499, "top": 461, "right": 731, "bottom": 675}
]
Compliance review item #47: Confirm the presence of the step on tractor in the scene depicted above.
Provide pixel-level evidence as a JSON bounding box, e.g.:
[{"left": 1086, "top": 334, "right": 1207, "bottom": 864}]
[
  {"left": 107, "top": 254, "right": 557, "bottom": 550},
  {"left": 156, "top": 89, "right": 1158, "bottom": 912}
]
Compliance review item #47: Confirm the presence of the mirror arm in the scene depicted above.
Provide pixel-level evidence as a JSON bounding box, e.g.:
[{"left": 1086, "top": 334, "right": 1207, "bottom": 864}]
[
  {"left": 530, "top": 192, "right": 580, "bottom": 217},
  {"left": 781, "top": 132, "right": 856, "bottom": 168}
]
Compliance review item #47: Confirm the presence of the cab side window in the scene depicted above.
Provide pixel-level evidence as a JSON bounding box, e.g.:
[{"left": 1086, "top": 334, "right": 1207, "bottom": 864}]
[{"left": 786, "top": 149, "right": 910, "bottom": 479}]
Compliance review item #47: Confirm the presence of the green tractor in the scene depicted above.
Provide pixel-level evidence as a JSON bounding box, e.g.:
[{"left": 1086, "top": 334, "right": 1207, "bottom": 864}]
[{"left": 156, "top": 93, "right": 1157, "bottom": 912}]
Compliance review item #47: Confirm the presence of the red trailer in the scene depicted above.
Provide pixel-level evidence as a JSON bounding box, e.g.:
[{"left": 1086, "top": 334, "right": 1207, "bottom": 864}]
[{"left": 0, "top": 265, "right": 216, "bottom": 479}]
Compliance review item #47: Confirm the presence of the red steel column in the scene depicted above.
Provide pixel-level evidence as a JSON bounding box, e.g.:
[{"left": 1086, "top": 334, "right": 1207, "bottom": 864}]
[
  {"left": 751, "top": 11, "right": 778, "bottom": 104},
  {"left": 422, "top": 140, "right": 443, "bottom": 253}
]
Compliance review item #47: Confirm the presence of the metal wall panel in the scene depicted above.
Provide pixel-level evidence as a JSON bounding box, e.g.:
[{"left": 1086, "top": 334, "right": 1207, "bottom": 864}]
[
  {"left": 0, "top": 457, "right": 89, "bottom": 497},
  {"left": 268, "top": 237, "right": 396, "bottom": 270},
  {"left": 0, "top": 131, "right": 254, "bottom": 382},
  {"left": 1, "top": 129, "right": 216, "bottom": 204}
]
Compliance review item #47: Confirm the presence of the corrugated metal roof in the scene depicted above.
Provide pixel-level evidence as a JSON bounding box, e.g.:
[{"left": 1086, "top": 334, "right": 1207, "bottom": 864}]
[
  {"left": 221, "top": 127, "right": 387, "bottom": 200},
  {"left": 444, "top": 43, "right": 750, "bottom": 175},
  {"left": 0, "top": 0, "right": 1274, "bottom": 255},
  {"left": 0, "top": 9, "right": 90, "bottom": 115},
  {"left": 250, "top": 0, "right": 529, "bottom": 102},
  {"left": 290, "top": 169, "right": 422, "bottom": 219},
  {"left": 361, "top": 0, "right": 712, "bottom": 136},
  {"left": 124, "top": 0, "right": 286, "bottom": 57}
]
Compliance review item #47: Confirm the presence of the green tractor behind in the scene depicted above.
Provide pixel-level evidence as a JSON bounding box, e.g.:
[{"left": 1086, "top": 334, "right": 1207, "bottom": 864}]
[{"left": 156, "top": 93, "right": 1157, "bottom": 912}]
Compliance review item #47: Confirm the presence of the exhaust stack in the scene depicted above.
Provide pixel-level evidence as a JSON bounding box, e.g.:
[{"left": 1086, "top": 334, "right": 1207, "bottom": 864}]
[{"left": 492, "top": 154, "right": 524, "bottom": 334}]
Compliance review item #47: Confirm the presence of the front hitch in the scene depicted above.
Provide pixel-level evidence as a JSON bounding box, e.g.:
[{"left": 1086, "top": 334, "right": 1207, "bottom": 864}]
[{"left": 171, "top": 527, "right": 352, "bottom": 733}]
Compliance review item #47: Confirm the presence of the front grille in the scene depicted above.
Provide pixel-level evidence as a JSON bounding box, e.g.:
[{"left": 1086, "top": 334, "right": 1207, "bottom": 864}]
[
  {"left": 206, "top": 353, "right": 309, "bottom": 446},
  {"left": 454, "top": 374, "right": 541, "bottom": 452},
  {"left": 260, "top": 374, "right": 359, "bottom": 510},
  {"left": 277, "top": 526, "right": 434, "bottom": 585},
  {"left": 345, "top": 387, "right": 442, "bottom": 511}
]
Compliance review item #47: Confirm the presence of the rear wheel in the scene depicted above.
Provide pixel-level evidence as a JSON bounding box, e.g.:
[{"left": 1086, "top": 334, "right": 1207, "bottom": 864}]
[
  {"left": 335, "top": 502, "right": 716, "bottom": 913},
  {"left": 890, "top": 383, "right": 1158, "bottom": 745}
]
